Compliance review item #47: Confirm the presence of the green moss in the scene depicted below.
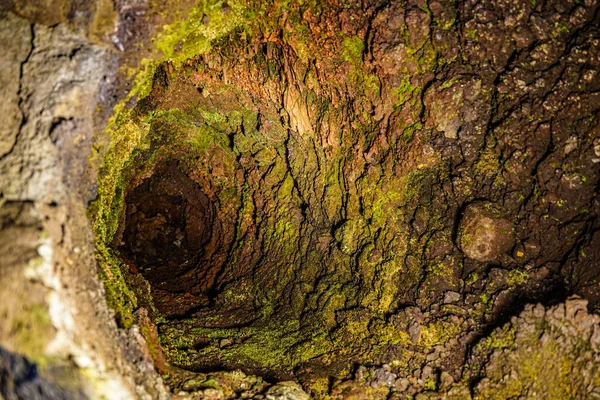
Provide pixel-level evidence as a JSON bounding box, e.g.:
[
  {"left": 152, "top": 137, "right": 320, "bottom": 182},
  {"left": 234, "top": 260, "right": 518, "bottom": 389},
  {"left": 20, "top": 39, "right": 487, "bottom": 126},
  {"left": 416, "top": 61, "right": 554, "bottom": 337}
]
[
  {"left": 340, "top": 35, "right": 381, "bottom": 97},
  {"left": 401, "top": 164, "right": 445, "bottom": 207},
  {"left": 393, "top": 77, "right": 420, "bottom": 108},
  {"left": 401, "top": 121, "right": 422, "bottom": 141},
  {"left": 551, "top": 24, "right": 569, "bottom": 40},
  {"left": 95, "top": 251, "right": 137, "bottom": 327},
  {"left": 342, "top": 36, "right": 364, "bottom": 62},
  {"left": 480, "top": 293, "right": 490, "bottom": 305},
  {"left": 435, "top": 14, "right": 456, "bottom": 31},
  {"left": 480, "top": 326, "right": 516, "bottom": 351},
  {"left": 288, "top": 23, "right": 312, "bottom": 63},
  {"left": 155, "top": 0, "right": 249, "bottom": 65},
  {"left": 91, "top": 71, "right": 243, "bottom": 327},
  {"left": 88, "top": 0, "right": 466, "bottom": 389},
  {"left": 465, "top": 28, "right": 478, "bottom": 41},
  {"left": 427, "top": 261, "right": 454, "bottom": 280},
  {"left": 466, "top": 272, "right": 479, "bottom": 285},
  {"left": 160, "top": 318, "right": 334, "bottom": 375},
  {"left": 423, "top": 378, "right": 437, "bottom": 391},
  {"left": 91, "top": 2, "right": 259, "bottom": 302},
  {"left": 139, "top": 321, "right": 160, "bottom": 361},
  {"left": 334, "top": 219, "right": 365, "bottom": 254},
  {"left": 417, "top": 46, "right": 438, "bottom": 73},
  {"left": 362, "top": 72, "right": 381, "bottom": 97},
  {"left": 474, "top": 147, "right": 500, "bottom": 177},
  {"left": 506, "top": 269, "right": 528, "bottom": 286},
  {"left": 439, "top": 77, "right": 461, "bottom": 90},
  {"left": 473, "top": 322, "right": 594, "bottom": 400},
  {"left": 418, "top": 319, "right": 462, "bottom": 348}
]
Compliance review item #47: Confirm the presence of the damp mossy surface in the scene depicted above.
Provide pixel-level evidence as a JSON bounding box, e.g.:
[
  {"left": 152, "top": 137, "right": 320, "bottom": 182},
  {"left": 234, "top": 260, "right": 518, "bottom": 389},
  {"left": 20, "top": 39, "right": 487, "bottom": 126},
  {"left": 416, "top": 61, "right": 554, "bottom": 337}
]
[
  {"left": 90, "top": 0, "right": 454, "bottom": 379},
  {"left": 87, "top": 0, "right": 600, "bottom": 397}
]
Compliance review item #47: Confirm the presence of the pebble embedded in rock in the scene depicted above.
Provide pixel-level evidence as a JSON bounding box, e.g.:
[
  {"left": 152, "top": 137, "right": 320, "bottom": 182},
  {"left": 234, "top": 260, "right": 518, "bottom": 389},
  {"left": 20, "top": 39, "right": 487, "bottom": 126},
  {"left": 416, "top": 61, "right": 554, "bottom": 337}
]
[
  {"left": 564, "top": 135, "right": 578, "bottom": 154},
  {"left": 409, "top": 322, "right": 421, "bottom": 343},
  {"left": 264, "top": 382, "right": 309, "bottom": 400},
  {"left": 443, "top": 291, "right": 461, "bottom": 304},
  {"left": 458, "top": 202, "right": 515, "bottom": 262}
]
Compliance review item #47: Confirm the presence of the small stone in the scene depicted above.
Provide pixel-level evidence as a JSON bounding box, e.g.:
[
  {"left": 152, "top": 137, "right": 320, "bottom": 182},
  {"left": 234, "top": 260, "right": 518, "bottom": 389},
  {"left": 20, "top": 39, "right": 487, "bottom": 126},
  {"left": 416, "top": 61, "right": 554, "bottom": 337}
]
[
  {"left": 264, "top": 381, "right": 309, "bottom": 400},
  {"left": 409, "top": 322, "right": 421, "bottom": 343},
  {"left": 458, "top": 202, "right": 515, "bottom": 262},
  {"left": 440, "top": 372, "right": 454, "bottom": 388},
  {"left": 443, "top": 291, "right": 461, "bottom": 304},
  {"left": 202, "top": 388, "right": 225, "bottom": 400},
  {"left": 222, "top": 3, "right": 232, "bottom": 14},
  {"left": 421, "top": 366, "right": 434, "bottom": 380},
  {"left": 355, "top": 366, "right": 367, "bottom": 382},
  {"left": 395, "top": 378, "right": 410, "bottom": 392},
  {"left": 372, "top": 367, "right": 397, "bottom": 388},
  {"left": 413, "top": 368, "right": 422, "bottom": 379},
  {"left": 426, "top": 351, "right": 439, "bottom": 362},
  {"left": 565, "top": 297, "right": 588, "bottom": 319},
  {"left": 564, "top": 135, "right": 578, "bottom": 154}
]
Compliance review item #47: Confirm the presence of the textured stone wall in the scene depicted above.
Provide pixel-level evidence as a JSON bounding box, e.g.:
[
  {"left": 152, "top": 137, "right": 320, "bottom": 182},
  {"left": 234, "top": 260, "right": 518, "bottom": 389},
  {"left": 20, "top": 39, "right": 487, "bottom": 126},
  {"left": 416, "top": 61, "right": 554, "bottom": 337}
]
[{"left": 1, "top": 0, "right": 600, "bottom": 399}]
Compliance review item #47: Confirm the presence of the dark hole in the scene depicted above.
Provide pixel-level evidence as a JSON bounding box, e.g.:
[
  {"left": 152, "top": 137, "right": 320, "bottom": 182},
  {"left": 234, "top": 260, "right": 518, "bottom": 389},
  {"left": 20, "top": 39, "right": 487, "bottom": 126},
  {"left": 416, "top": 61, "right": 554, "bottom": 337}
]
[{"left": 117, "top": 161, "right": 217, "bottom": 315}]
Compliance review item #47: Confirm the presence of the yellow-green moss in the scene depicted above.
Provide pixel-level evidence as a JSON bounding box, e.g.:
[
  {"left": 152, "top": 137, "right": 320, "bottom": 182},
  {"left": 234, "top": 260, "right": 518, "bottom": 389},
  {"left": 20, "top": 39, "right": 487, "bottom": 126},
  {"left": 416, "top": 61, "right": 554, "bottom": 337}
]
[
  {"left": 342, "top": 36, "right": 364, "bottom": 62},
  {"left": 506, "top": 269, "right": 529, "bottom": 286},
  {"left": 418, "top": 319, "right": 463, "bottom": 348},
  {"left": 155, "top": 0, "right": 249, "bottom": 65},
  {"left": 474, "top": 330, "right": 590, "bottom": 400},
  {"left": 393, "top": 76, "right": 420, "bottom": 108},
  {"left": 87, "top": 0, "right": 465, "bottom": 388}
]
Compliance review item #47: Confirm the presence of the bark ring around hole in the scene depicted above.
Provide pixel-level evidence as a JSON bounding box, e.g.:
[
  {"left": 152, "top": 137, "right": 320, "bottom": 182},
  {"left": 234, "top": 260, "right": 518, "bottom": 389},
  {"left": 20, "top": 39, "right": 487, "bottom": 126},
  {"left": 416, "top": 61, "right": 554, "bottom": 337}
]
[{"left": 115, "top": 160, "right": 222, "bottom": 316}]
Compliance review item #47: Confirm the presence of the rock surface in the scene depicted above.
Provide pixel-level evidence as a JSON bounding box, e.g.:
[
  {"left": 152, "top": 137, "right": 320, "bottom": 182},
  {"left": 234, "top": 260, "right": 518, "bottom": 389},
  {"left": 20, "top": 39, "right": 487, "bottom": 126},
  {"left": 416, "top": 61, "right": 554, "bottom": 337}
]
[
  {"left": 0, "top": 0, "right": 599, "bottom": 399},
  {"left": 0, "top": 7, "right": 167, "bottom": 400}
]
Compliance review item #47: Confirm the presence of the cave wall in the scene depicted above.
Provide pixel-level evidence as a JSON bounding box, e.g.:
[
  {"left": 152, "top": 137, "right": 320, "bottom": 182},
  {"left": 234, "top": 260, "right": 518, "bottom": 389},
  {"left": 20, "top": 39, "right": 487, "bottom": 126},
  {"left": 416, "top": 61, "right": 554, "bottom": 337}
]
[{"left": 1, "top": 0, "right": 600, "bottom": 399}]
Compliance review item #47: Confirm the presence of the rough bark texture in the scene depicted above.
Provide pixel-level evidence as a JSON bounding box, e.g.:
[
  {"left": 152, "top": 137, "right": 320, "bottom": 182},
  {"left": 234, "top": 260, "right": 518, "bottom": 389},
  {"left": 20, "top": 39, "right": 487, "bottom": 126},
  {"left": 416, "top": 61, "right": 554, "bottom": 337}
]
[{"left": 1, "top": 0, "right": 600, "bottom": 399}]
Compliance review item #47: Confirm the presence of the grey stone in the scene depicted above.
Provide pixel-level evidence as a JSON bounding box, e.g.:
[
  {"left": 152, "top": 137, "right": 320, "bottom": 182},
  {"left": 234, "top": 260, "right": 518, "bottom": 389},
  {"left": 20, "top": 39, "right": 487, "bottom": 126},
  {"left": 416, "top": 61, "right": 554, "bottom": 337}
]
[
  {"left": 264, "top": 382, "right": 309, "bottom": 400},
  {"left": 443, "top": 291, "right": 461, "bottom": 304}
]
